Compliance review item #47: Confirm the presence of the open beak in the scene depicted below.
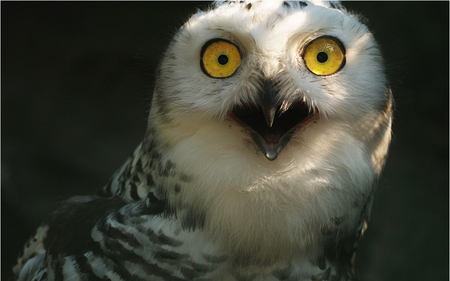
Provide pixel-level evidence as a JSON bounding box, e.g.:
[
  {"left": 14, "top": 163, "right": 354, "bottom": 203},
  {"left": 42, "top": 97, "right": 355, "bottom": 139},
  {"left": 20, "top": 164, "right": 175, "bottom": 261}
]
[{"left": 228, "top": 80, "right": 319, "bottom": 161}]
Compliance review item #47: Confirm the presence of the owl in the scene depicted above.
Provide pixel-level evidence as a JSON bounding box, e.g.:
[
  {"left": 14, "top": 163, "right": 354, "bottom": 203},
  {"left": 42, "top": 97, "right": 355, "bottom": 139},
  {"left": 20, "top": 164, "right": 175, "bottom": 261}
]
[{"left": 13, "top": 1, "right": 393, "bottom": 280}]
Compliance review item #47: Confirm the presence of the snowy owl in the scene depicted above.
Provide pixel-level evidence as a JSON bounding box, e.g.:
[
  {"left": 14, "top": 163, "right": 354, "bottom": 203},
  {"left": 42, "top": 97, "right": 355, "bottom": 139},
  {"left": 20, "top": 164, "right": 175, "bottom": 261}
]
[{"left": 13, "top": 1, "right": 393, "bottom": 280}]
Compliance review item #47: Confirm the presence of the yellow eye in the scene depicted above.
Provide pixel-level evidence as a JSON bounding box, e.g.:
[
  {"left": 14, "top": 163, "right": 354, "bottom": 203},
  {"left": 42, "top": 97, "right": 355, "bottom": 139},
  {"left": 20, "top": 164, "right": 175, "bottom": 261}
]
[
  {"left": 201, "top": 40, "right": 241, "bottom": 78},
  {"left": 303, "top": 36, "right": 345, "bottom": 76}
]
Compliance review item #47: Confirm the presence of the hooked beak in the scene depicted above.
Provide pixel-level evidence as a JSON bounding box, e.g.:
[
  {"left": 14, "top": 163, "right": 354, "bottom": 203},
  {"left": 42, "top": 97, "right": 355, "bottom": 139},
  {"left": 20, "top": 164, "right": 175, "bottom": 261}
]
[
  {"left": 228, "top": 80, "right": 319, "bottom": 161},
  {"left": 259, "top": 80, "right": 278, "bottom": 128}
]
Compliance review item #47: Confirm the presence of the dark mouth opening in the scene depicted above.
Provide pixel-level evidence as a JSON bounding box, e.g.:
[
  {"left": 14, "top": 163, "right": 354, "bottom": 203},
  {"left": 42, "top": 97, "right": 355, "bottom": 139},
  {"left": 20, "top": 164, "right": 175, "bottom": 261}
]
[
  {"left": 228, "top": 100, "right": 319, "bottom": 160},
  {"left": 230, "top": 100, "right": 316, "bottom": 144}
]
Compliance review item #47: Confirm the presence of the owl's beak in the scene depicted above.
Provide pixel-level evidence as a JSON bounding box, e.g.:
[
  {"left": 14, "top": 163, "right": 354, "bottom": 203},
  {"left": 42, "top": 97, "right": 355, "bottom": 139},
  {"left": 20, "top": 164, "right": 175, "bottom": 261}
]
[
  {"left": 228, "top": 80, "right": 319, "bottom": 161},
  {"left": 259, "top": 80, "right": 278, "bottom": 128},
  {"left": 255, "top": 80, "right": 291, "bottom": 160}
]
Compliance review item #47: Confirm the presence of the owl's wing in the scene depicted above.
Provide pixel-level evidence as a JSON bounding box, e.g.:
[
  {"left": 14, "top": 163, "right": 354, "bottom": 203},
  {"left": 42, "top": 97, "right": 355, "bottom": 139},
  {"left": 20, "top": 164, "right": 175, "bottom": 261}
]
[
  {"left": 12, "top": 196, "right": 156, "bottom": 281},
  {"left": 17, "top": 251, "right": 47, "bottom": 281},
  {"left": 13, "top": 193, "right": 226, "bottom": 281},
  {"left": 13, "top": 225, "right": 49, "bottom": 281},
  {"left": 321, "top": 188, "right": 375, "bottom": 280},
  {"left": 350, "top": 190, "right": 374, "bottom": 271}
]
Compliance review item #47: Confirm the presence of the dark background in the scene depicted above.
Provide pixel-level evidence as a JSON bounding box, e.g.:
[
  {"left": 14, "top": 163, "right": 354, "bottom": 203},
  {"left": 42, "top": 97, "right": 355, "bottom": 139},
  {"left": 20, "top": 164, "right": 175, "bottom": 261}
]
[{"left": 2, "top": 2, "right": 448, "bottom": 280}]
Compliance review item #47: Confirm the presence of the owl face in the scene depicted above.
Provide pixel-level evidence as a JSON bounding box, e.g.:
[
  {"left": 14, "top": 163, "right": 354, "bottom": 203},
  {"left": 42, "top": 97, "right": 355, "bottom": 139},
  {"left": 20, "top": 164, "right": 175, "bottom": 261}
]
[{"left": 152, "top": 0, "right": 389, "bottom": 162}]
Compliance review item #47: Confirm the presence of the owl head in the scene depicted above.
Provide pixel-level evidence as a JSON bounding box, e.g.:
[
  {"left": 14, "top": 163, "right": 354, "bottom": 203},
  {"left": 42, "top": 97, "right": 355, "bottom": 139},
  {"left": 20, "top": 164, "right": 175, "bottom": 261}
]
[
  {"left": 149, "top": 0, "right": 391, "bottom": 171},
  {"left": 143, "top": 0, "right": 394, "bottom": 206}
]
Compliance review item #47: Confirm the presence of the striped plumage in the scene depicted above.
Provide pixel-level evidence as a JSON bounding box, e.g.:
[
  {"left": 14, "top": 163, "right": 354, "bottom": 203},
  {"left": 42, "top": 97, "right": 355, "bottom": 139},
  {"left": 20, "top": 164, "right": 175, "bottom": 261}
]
[{"left": 13, "top": 1, "right": 393, "bottom": 280}]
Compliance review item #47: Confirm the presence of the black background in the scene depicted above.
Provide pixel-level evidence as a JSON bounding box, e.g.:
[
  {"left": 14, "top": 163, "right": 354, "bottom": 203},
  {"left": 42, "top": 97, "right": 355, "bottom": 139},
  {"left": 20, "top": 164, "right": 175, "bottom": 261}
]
[{"left": 2, "top": 2, "right": 448, "bottom": 280}]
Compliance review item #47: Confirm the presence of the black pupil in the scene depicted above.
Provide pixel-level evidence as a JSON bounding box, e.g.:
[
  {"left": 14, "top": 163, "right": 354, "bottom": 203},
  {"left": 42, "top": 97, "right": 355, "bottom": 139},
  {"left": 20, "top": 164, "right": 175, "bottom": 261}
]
[
  {"left": 317, "top": 52, "right": 328, "bottom": 63},
  {"left": 218, "top": 55, "right": 229, "bottom": 65}
]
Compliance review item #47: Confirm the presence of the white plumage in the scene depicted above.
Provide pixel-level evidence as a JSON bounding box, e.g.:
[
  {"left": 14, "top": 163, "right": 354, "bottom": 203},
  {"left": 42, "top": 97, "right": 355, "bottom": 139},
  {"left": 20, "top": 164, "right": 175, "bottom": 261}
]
[{"left": 13, "top": 1, "right": 393, "bottom": 280}]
